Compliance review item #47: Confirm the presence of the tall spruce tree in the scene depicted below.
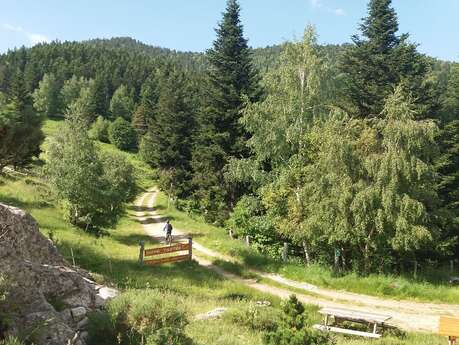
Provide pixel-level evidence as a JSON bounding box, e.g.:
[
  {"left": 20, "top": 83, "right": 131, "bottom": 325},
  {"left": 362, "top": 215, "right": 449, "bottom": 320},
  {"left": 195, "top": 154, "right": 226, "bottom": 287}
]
[
  {"left": 191, "top": 0, "right": 260, "bottom": 223},
  {"left": 143, "top": 66, "right": 194, "bottom": 198},
  {"left": 340, "top": 0, "right": 432, "bottom": 119}
]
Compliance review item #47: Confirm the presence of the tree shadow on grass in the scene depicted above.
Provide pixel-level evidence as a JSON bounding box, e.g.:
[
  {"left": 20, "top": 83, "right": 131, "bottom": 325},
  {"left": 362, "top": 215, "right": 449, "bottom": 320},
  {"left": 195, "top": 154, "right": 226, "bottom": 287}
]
[
  {"left": 56, "top": 239, "right": 226, "bottom": 290},
  {"left": 0, "top": 195, "right": 52, "bottom": 210},
  {"left": 135, "top": 215, "right": 176, "bottom": 225}
]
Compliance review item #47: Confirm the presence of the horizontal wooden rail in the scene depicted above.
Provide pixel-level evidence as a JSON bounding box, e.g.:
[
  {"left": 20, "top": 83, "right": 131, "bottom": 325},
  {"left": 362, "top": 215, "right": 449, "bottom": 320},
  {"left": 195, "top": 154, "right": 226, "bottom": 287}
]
[
  {"left": 145, "top": 243, "right": 190, "bottom": 256},
  {"left": 139, "top": 237, "right": 192, "bottom": 266},
  {"left": 145, "top": 254, "right": 190, "bottom": 265}
]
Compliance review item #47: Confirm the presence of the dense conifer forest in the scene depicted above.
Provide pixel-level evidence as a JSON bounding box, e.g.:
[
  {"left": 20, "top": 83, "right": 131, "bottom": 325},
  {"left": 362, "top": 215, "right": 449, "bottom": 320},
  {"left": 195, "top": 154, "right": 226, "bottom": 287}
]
[{"left": 1, "top": 0, "right": 458, "bottom": 275}]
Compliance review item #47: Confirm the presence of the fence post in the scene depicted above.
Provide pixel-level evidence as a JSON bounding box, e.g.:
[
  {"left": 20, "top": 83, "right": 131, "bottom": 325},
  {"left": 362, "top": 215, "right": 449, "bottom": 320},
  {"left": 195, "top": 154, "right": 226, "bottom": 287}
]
[
  {"left": 413, "top": 260, "right": 418, "bottom": 279},
  {"left": 245, "top": 235, "right": 250, "bottom": 246},
  {"left": 188, "top": 237, "right": 193, "bottom": 260},
  {"left": 282, "top": 242, "right": 289, "bottom": 262},
  {"left": 139, "top": 240, "right": 145, "bottom": 265}
]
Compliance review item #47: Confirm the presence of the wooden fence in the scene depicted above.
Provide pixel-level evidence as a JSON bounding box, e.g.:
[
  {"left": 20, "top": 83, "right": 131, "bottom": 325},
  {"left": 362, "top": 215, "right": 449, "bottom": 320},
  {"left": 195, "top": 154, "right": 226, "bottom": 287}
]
[{"left": 139, "top": 238, "right": 192, "bottom": 265}]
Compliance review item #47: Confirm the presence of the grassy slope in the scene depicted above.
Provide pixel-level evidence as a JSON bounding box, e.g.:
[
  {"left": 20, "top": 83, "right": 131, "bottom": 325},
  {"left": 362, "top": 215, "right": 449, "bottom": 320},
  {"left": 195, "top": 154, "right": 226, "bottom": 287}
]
[
  {"left": 0, "top": 119, "right": 446, "bottom": 344},
  {"left": 155, "top": 192, "right": 459, "bottom": 304}
]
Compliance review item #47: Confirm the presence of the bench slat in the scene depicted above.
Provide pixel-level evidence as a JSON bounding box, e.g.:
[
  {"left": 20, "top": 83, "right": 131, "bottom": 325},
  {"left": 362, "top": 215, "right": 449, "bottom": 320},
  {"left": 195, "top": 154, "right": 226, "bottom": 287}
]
[
  {"left": 313, "top": 324, "right": 382, "bottom": 338},
  {"left": 319, "top": 307, "right": 391, "bottom": 323},
  {"left": 439, "top": 316, "right": 459, "bottom": 337}
]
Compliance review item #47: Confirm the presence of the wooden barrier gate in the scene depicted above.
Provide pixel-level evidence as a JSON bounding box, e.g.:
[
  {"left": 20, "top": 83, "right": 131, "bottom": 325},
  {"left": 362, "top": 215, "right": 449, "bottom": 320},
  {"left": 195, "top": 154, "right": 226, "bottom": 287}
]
[
  {"left": 439, "top": 316, "right": 459, "bottom": 345},
  {"left": 139, "top": 238, "right": 192, "bottom": 265}
]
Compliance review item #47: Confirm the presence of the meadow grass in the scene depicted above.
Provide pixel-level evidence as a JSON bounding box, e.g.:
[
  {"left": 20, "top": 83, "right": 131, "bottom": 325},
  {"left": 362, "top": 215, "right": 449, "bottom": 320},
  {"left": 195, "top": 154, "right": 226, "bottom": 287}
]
[
  {"left": 155, "top": 191, "right": 459, "bottom": 304},
  {"left": 0, "top": 169, "right": 447, "bottom": 344},
  {"left": 0, "top": 126, "right": 449, "bottom": 344}
]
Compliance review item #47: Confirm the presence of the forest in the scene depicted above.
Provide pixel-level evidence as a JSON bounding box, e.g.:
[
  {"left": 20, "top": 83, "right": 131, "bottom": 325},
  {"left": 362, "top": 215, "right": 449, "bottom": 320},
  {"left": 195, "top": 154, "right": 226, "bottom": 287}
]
[{"left": 0, "top": 0, "right": 458, "bottom": 278}]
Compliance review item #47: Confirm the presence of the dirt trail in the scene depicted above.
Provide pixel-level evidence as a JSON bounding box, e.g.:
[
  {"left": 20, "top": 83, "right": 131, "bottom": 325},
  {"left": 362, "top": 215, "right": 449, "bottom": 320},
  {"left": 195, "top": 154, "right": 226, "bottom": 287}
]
[{"left": 133, "top": 189, "right": 459, "bottom": 333}]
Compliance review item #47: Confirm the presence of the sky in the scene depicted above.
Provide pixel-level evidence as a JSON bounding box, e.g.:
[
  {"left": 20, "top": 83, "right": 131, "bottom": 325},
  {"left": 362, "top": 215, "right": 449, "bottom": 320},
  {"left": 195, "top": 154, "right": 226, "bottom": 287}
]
[{"left": 1, "top": 0, "right": 458, "bottom": 61}]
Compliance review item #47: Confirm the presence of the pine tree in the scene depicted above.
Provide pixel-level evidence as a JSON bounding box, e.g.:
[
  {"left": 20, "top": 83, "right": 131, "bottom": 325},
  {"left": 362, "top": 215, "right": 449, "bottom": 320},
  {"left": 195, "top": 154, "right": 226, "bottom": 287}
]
[
  {"left": 144, "top": 66, "right": 195, "bottom": 198},
  {"left": 340, "top": 0, "right": 431, "bottom": 118},
  {"left": 131, "top": 104, "right": 148, "bottom": 137},
  {"left": 110, "top": 84, "right": 134, "bottom": 120},
  {"left": 0, "top": 72, "right": 43, "bottom": 170},
  {"left": 191, "top": 0, "right": 260, "bottom": 222}
]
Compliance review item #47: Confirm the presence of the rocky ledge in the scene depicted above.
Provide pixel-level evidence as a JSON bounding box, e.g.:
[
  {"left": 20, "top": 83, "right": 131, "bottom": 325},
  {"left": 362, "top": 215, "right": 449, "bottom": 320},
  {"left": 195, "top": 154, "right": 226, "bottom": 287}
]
[{"left": 0, "top": 203, "right": 118, "bottom": 345}]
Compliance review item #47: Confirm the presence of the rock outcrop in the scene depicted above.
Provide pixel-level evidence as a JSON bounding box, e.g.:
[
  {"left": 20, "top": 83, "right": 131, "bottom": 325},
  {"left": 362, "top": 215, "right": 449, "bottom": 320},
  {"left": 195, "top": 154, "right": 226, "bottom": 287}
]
[{"left": 0, "top": 203, "right": 118, "bottom": 345}]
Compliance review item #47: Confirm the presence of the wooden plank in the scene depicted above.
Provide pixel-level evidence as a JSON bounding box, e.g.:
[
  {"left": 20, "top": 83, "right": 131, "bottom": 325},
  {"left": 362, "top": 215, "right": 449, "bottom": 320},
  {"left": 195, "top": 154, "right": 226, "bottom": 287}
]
[
  {"left": 144, "top": 243, "right": 190, "bottom": 256},
  {"left": 313, "top": 324, "right": 382, "bottom": 339},
  {"left": 144, "top": 254, "right": 190, "bottom": 266},
  {"left": 319, "top": 307, "right": 391, "bottom": 324},
  {"left": 439, "top": 316, "right": 459, "bottom": 337}
]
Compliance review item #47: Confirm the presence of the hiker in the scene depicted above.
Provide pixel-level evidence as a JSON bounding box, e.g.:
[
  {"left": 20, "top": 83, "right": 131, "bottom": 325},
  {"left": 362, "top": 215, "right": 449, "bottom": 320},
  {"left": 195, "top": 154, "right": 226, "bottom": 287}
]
[{"left": 163, "top": 219, "right": 173, "bottom": 245}]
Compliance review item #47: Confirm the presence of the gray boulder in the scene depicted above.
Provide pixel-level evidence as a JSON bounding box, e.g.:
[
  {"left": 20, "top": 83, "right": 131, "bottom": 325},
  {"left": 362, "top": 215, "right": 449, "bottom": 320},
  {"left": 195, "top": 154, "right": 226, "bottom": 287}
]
[{"left": 0, "top": 203, "right": 118, "bottom": 345}]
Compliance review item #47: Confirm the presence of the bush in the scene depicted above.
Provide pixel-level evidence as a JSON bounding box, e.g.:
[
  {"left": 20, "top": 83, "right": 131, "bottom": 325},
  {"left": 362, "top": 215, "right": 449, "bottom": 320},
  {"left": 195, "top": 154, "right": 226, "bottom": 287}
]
[
  {"left": 100, "top": 150, "right": 137, "bottom": 211},
  {"left": 226, "top": 195, "right": 280, "bottom": 257},
  {"left": 224, "top": 304, "right": 281, "bottom": 332},
  {"left": 108, "top": 117, "right": 137, "bottom": 151},
  {"left": 139, "top": 130, "right": 157, "bottom": 167},
  {"left": 87, "top": 290, "right": 192, "bottom": 345},
  {"left": 45, "top": 120, "right": 136, "bottom": 230},
  {"left": 263, "top": 295, "right": 333, "bottom": 345},
  {"left": 89, "top": 116, "right": 110, "bottom": 142},
  {"left": 0, "top": 337, "right": 23, "bottom": 345}
]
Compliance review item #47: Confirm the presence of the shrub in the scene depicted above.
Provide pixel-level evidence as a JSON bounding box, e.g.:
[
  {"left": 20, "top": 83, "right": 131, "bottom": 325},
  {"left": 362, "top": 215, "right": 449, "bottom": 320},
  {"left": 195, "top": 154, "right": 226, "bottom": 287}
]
[
  {"left": 263, "top": 295, "right": 333, "bottom": 345},
  {"left": 226, "top": 195, "right": 280, "bottom": 256},
  {"left": 100, "top": 150, "right": 137, "bottom": 212},
  {"left": 87, "top": 290, "right": 192, "bottom": 345},
  {"left": 225, "top": 304, "right": 281, "bottom": 332},
  {"left": 45, "top": 120, "right": 136, "bottom": 230},
  {"left": 0, "top": 337, "right": 23, "bottom": 345},
  {"left": 108, "top": 117, "right": 137, "bottom": 151},
  {"left": 89, "top": 116, "right": 110, "bottom": 142}
]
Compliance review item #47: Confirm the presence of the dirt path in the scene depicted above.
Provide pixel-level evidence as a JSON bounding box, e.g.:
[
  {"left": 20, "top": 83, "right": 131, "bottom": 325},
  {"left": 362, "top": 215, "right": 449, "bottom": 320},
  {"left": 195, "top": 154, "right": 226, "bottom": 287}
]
[{"left": 133, "top": 189, "right": 459, "bottom": 333}]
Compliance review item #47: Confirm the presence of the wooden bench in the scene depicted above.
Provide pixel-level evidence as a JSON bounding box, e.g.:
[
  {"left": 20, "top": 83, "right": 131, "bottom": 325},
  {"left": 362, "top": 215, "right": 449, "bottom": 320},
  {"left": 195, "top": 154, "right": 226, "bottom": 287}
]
[
  {"left": 313, "top": 307, "right": 391, "bottom": 338},
  {"left": 439, "top": 316, "right": 459, "bottom": 345}
]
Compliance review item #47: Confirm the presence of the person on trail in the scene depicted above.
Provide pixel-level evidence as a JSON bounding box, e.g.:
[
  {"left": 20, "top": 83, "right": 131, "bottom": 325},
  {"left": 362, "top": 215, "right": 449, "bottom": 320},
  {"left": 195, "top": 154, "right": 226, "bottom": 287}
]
[{"left": 163, "top": 219, "right": 173, "bottom": 244}]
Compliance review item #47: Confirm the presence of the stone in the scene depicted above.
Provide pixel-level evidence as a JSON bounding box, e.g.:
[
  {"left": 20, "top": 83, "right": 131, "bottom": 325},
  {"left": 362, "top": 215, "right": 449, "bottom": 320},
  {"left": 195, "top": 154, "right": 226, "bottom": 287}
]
[
  {"left": 71, "top": 307, "right": 87, "bottom": 321},
  {"left": 195, "top": 307, "right": 227, "bottom": 320},
  {"left": 98, "top": 286, "right": 119, "bottom": 300},
  {"left": 77, "top": 317, "right": 89, "bottom": 330},
  {"left": 0, "top": 203, "right": 113, "bottom": 345}
]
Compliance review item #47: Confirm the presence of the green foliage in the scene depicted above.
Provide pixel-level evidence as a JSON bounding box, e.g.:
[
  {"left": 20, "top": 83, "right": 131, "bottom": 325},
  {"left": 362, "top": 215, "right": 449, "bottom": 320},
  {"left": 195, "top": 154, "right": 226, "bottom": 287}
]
[
  {"left": 32, "top": 73, "right": 62, "bottom": 117},
  {"left": 436, "top": 119, "right": 459, "bottom": 256},
  {"left": 143, "top": 66, "right": 195, "bottom": 198},
  {"left": 340, "top": 0, "right": 434, "bottom": 118},
  {"left": 65, "top": 83, "right": 97, "bottom": 127},
  {"left": 226, "top": 195, "right": 280, "bottom": 256},
  {"left": 262, "top": 86, "right": 440, "bottom": 273},
  {"left": 0, "top": 337, "right": 23, "bottom": 345},
  {"left": 109, "top": 84, "right": 134, "bottom": 120},
  {"left": 99, "top": 150, "right": 137, "bottom": 211},
  {"left": 131, "top": 104, "right": 148, "bottom": 137},
  {"left": 61, "top": 75, "right": 93, "bottom": 111},
  {"left": 89, "top": 115, "right": 110, "bottom": 143},
  {"left": 108, "top": 117, "right": 138, "bottom": 151},
  {"left": 44, "top": 119, "right": 135, "bottom": 229},
  {"left": 0, "top": 91, "right": 44, "bottom": 170},
  {"left": 191, "top": 0, "right": 260, "bottom": 223},
  {"left": 87, "top": 290, "right": 192, "bottom": 345},
  {"left": 224, "top": 304, "right": 281, "bottom": 332},
  {"left": 263, "top": 295, "right": 332, "bottom": 345}
]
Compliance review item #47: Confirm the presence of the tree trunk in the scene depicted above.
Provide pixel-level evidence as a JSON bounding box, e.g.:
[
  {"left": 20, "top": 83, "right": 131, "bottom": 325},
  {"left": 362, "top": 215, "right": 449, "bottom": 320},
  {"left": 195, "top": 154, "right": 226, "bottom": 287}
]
[{"left": 302, "top": 241, "right": 311, "bottom": 266}]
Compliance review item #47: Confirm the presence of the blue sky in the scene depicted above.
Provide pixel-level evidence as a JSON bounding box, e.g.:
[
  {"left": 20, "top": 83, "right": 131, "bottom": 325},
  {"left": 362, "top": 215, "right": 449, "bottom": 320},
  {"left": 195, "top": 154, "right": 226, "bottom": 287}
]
[{"left": 1, "top": 0, "right": 458, "bottom": 61}]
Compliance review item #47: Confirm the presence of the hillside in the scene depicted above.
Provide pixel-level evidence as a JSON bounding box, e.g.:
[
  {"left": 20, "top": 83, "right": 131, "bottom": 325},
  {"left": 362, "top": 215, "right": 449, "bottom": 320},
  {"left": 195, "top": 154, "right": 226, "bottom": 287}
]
[{"left": 0, "top": 119, "right": 447, "bottom": 345}]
